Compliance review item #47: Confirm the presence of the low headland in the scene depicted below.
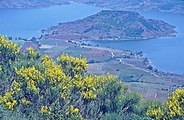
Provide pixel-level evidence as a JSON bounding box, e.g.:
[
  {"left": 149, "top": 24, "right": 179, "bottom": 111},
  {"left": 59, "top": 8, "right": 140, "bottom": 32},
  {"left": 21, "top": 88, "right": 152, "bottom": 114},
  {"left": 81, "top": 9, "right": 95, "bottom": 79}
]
[{"left": 42, "top": 10, "right": 176, "bottom": 41}]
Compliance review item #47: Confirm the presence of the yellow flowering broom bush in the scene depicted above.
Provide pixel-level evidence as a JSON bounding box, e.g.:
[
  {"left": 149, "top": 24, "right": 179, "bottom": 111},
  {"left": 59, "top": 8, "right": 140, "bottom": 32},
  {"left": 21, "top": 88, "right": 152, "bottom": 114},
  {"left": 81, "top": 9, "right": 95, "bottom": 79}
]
[
  {"left": 166, "top": 89, "right": 184, "bottom": 119},
  {"left": 1, "top": 35, "right": 183, "bottom": 119},
  {"left": 0, "top": 35, "right": 20, "bottom": 63},
  {"left": 0, "top": 38, "right": 126, "bottom": 119},
  {"left": 146, "top": 89, "right": 184, "bottom": 120}
]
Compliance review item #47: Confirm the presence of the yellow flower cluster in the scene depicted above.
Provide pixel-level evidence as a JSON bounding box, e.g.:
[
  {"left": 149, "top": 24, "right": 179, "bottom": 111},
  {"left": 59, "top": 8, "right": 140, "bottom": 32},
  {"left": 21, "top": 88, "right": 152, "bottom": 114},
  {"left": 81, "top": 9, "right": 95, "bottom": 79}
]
[
  {"left": 146, "top": 89, "right": 184, "bottom": 119},
  {"left": 41, "top": 105, "right": 51, "bottom": 115},
  {"left": 59, "top": 79, "right": 72, "bottom": 99},
  {"left": 146, "top": 106, "right": 164, "bottom": 120},
  {"left": 0, "top": 92, "right": 17, "bottom": 110},
  {"left": 41, "top": 55, "right": 67, "bottom": 85},
  {"left": 0, "top": 65, "right": 2, "bottom": 71},
  {"left": 27, "top": 80, "right": 39, "bottom": 92},
  {"left": 0, "top": 35, "right": 20, "bottom": 57},
  {"left": 74, "top": 75, "right": 115, "bottom": 99},
  {"left": 26, "top": 47, "right": 40, "bottom": 59},
  {"left": 16, "top": 66, "right": 43, "bottom": 92},
  {"left": 41, "top": 55, "right": 71, "bottom": 99},
  {"left": 44, "top": 65, "right": 66, "bottom": 85},
  {"left": 17, "top": 66, "right": 43, "bottom": 81},
  {"left": 57, "top": 54, "right": 88, "bottom": 76},
  {"left": 166, "top": 89, "right": 184, "bottom": 118},
  {"left": 82, "top": 90, "right": 97, "bottom": 99},
  {"left": 66, "top": 105, "right": 79, "bottom": 115},
  {"left": 21, "top": 97, "right": 31, "bottom": 105},
  {"left": 81, "top": 76, "right": 97, "bottom": 99},
  {"left": 41, "top": 55, "right": 55, "bottom": 67},
  {"left": 4, "top": 100, "right": 17, "bottom": 110},
  {"left": 11, "top": 80, "right": 21, "bottom": 93}
]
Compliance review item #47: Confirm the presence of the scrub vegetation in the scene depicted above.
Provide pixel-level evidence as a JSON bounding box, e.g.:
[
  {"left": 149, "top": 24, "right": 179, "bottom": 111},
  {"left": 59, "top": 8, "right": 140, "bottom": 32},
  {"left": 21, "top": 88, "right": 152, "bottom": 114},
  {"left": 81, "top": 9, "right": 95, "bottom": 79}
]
[{"left": 0, "top": 36, "right": 184, "bottom": 119}]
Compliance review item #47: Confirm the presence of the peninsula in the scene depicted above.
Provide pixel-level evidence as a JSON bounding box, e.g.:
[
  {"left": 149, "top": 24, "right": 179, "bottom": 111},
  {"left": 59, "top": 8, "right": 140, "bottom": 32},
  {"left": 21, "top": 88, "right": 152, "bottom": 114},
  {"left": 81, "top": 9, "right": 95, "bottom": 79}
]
[{"left": 42, "top": 10, "right": 176, "bottom": 40}]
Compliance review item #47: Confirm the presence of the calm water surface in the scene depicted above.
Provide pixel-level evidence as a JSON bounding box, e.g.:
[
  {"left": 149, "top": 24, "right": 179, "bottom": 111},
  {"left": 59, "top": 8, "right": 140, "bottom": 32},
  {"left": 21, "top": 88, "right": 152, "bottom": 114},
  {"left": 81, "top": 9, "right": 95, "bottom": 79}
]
[
  {"left": 0, "top": 4, "right": 102, "bottom": 38},
  {"left": 0, "top": 4, "right": 183, "bottom": 74},
  {"left": 86, "top": 11, "right": 184, "bottom": 74}
]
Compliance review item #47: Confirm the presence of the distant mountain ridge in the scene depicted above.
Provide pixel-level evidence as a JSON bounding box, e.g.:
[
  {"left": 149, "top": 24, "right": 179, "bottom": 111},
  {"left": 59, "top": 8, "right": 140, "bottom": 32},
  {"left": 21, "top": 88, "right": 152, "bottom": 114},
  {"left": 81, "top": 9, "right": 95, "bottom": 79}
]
[
  {"left": 42, "top": 10, "right": 176, "bottom": 40},
  {"left": 76, "top": 0, "right": 184, "bottom": 13},
  {"left": 0, "top": 0, "right": 184, "bottom": 13},
  {"left": 0, "top": 0, "right": 69, "bottom": 8}
]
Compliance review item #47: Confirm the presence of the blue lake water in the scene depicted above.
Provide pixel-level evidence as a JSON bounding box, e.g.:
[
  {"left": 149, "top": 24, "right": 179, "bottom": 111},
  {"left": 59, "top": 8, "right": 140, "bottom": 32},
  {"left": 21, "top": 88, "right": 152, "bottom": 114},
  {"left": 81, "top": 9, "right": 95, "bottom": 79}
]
[
  {"left": 86, "top": 11, "right": 184, "bottom": 74},
  {"left": 0, "top": 4, "right": 103, "bottom": 38},
  {"left": 0, "top": 4, "right": 183, "bottom": 74}
]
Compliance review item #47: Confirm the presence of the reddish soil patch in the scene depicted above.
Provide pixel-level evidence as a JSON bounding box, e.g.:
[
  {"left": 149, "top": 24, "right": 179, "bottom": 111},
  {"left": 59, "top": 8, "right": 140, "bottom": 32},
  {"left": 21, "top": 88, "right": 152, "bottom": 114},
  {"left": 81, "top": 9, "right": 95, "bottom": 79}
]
[
  {"left": 44, "top": 34, "right": 90, "bottom": 40},
  {"left": 21, "top": 41, "right": 39, "bottom": 52}
]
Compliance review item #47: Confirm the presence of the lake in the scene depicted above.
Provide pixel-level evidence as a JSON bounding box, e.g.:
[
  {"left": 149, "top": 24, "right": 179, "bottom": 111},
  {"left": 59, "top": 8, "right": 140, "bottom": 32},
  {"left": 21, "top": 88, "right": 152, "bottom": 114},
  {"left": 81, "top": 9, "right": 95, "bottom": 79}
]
[
  {"left": 86, "top": 10, "right": 184, "bottom": 74},
  {"left": 0, "top": 4, "right": 183, "bottom": 74},
  {"left": 0, "top": 4, "right": 103, "bottom": 38}
]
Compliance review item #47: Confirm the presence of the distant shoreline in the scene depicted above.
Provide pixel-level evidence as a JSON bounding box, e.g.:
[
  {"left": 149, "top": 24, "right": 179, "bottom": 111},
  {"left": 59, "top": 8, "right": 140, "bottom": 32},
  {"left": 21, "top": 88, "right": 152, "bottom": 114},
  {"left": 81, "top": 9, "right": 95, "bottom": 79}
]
[
  {"left": 0, "top": 1, "right": 184, "bottom": 14},
  {"left": 67, "top": 39, "right": 184, "bottom": 76}
]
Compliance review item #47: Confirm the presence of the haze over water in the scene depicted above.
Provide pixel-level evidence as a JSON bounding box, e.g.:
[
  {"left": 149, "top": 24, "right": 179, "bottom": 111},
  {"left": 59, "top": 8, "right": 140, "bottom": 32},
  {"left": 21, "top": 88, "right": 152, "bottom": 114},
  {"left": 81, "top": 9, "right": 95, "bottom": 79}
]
[{"left": 0, "top": 4, "right": 183, "bottom": 74}]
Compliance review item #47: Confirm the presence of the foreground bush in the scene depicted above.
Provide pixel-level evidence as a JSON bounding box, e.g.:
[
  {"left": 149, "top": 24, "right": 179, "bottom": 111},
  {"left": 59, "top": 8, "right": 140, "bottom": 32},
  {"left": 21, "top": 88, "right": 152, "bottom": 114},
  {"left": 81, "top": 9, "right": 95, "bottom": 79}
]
[
  {"left": 0, "top": 36, "right": 143, "bottom": 119},
  {"left": 0, "top": 35, "right": 184, "bottom": 120}
]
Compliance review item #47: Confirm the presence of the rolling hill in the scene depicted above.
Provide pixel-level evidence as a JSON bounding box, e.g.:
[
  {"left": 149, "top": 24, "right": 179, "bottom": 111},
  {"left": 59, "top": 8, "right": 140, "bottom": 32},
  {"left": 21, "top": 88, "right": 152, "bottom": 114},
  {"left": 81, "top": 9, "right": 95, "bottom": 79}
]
[{"left": 42, "top": 10, "right": 176, "bottom": 40}]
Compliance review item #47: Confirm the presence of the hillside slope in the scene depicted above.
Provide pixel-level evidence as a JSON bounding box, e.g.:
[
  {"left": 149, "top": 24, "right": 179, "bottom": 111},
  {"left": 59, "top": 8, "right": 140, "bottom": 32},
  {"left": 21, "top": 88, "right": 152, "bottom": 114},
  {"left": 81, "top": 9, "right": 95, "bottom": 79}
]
[
  {"left": 42, "top": 10, "right": 176, "bottom": 40},
  {"left": 0, "top": 0, "right": 69, "bottom": 8},
  {"left": 75, "top": 0, "right": 184, "bottom": 13}
]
